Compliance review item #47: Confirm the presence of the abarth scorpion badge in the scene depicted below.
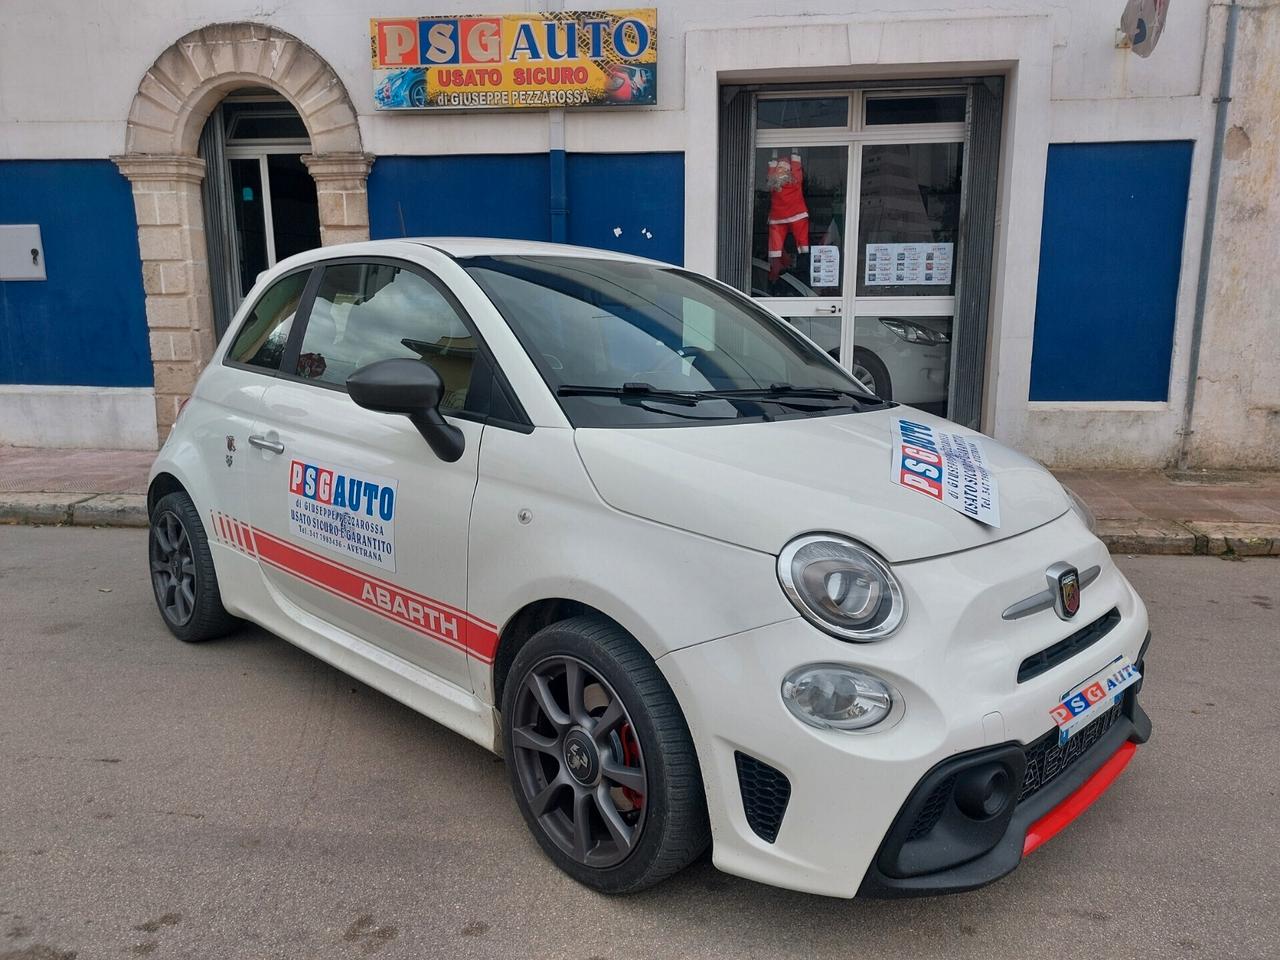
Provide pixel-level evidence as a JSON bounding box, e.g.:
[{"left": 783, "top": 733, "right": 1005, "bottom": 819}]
[{"left": 1049, "top": 562, "right": 1081, "bottom": 620}]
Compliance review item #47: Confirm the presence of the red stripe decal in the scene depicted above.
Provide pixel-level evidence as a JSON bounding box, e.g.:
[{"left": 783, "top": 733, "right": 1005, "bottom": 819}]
[
  {"left": 251, "top": 527, "right": 495, "bottom": 631},
  {"left": 1023, "top": 741, "right": 1137, "bottom": 856},
  {"left": 252, "top": 530, "right": 492, "bottom": 662}
]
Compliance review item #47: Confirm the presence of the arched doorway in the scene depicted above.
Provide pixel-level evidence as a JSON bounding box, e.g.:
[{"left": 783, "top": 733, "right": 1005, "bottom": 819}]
[
  {"left": 198, "top": 89, "right": 324, "bottom": 336},
  {"left": 112, "top": 22, "right": 372, "bottom": 443}
]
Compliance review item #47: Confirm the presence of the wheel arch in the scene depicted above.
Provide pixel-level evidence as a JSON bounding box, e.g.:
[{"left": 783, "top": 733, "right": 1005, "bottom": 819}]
[
  {"left": 147, "top": 471, "right": 188, "bottom": 516},
  {"left": 491, "top": 598, "right": 631, "bottom": 709}
]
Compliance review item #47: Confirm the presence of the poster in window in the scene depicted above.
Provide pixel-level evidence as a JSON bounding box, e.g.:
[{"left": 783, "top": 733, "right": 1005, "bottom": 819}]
[{"left": 864, "top": 242, "right": 953, "bottom": 286}]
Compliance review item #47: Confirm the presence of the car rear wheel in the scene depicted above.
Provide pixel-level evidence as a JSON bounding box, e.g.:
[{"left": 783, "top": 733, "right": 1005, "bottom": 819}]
[
  {"left": 148, "top": 491, "right": 239, "bottom": 643},
  {"left": 502, "top": 616, "right": 710, "bottom": 893}
]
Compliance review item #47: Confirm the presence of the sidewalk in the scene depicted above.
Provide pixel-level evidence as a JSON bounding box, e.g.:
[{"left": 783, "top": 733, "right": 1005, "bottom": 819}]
[
  {"left": 0, "top": 446, "right": 153, "bottom": 527},
  {"left": 1, "top": 445, "right": 1278, "bottom": 554}
]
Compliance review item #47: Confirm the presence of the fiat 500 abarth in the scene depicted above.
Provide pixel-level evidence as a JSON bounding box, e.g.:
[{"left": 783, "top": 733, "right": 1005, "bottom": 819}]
[{"left": 147, "top": 239, "right": 1151, "bottom": 897}]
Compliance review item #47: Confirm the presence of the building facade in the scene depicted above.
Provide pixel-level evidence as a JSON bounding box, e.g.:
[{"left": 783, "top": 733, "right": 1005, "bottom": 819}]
[{"left": 0, "top": 0, "right": 1275, "bottom": 467}]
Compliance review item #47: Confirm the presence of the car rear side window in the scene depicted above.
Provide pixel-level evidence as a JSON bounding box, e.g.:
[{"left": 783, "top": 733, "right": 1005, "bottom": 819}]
[
  {"left": 227, "top": 271, "right": 309, "bottom": 371},
  {"left": 294, "top": 262, "right": 476, "bottom": 412}
]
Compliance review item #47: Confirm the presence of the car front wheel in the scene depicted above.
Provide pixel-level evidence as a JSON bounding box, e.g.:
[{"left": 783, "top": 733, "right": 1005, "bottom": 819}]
[
  {"left": 502, "top": 616, "right": 710, "bottom": 893},
  {"left": 148, "top": 491, "right": 239, "bottom": 643}
]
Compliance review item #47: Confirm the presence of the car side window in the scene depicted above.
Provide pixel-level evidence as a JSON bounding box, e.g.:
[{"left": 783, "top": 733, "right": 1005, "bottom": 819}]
[
  {"left": 227, "top": 271, "right": 309, "bottom": 371},
  {"left": 294, "top": 262, "right": 476, "bottom": 413}
]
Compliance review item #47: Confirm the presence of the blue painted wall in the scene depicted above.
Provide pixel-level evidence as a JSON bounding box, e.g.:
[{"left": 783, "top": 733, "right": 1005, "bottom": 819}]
[
  {"left": 0, "top": 160, "right": 151, "bottom": 387},
  {"left": 369, "top": 155, "right": 552, "bottom": 242},
  {"left": 565, "top": 153, "right": 683, "bottom": 264},
  {"left": 1029, "top": 141, "right": 1193, "bottom": 402},
  {"left": 368, "top": 152, "right": 684, "bottom": 264}
]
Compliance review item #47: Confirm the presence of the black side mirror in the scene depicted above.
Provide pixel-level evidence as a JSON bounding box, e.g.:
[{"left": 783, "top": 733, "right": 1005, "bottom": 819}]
[{"left": 347, "top": 358, "right": 465, "bottom": 463}]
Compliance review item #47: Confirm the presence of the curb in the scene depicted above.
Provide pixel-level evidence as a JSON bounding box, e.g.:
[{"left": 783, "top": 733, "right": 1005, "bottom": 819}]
[
  {"left": 0, "top": 493, "right": 148, "bottom": 528},
  {"left": 1096, "top": 518, "right": 1280, "bottom": 557}
]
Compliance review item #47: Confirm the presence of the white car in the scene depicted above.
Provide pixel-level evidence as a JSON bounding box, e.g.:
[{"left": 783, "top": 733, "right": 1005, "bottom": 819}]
[{"left": 147, "top": 239, "right": 1152, "bottom": 898}]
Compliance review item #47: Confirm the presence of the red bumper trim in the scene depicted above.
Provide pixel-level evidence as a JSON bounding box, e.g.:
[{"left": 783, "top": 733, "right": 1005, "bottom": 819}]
[{"left": 1022, "top": 740, "right": 1137, "bottom": 856}]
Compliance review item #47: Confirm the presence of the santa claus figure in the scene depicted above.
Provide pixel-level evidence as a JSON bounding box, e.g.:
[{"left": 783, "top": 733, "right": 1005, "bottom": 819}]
[{"left": 766, "top": 151, "right": 809, "bottom": 281}]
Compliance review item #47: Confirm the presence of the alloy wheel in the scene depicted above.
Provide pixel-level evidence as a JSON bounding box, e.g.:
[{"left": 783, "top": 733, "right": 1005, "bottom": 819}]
[
  {"left": 149, "top": 509, "right": 197, "bottom": 626},
  {"left": 510, "top": 656, "right": 648, "bottom": 868},
  {"left": 851, "top": 362, "right": 878, "bottom": 395}
]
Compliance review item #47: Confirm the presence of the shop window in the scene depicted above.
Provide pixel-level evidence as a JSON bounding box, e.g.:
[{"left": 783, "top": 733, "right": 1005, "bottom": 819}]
[
  {"left": 295, "top": 262, "right": 476, "bottom": 411},
  {"left": 227, "top": 270, "right": 309, "bottom": 371},
  {"left": 856, "top": 142, "right": 964, "bottom": 297},
  {"left": 865, "top": 94, "right": 966, "bottom": 126},
  {"left": 751, "top": 146, "right": 848, "bottom": 298},
  {"left": 756, "top": 97, "right": 849, "bottom": 130}
]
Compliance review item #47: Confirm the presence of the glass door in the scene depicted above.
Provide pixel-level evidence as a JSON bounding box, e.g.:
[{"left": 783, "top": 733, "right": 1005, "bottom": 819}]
[
  {"left": 749, "top": 89, "right": 969, "bottom": 419},
  {"left": 750, "top": 142, "right": 850, "bottom": 365},
  {"left": 850, "top": 138, "right": 963, "bottom": 416}
]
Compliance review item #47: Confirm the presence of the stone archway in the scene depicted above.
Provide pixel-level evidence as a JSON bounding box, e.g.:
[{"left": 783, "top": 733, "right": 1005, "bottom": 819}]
[{"left": 112, "top": 22, "right": 373, "bottom": 441}]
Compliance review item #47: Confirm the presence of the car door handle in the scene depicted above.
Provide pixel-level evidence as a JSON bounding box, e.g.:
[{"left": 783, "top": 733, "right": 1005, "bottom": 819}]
[{"left": 247, "top": 434, "right": 285, "bottom": 455}]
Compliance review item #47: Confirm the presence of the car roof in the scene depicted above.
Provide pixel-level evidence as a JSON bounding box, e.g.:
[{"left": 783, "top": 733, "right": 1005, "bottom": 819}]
[
  {"left": 266, "top": 238, "right": 671, "bottom": 284},
  {"left": 405, "top": 237, "right": 665, "bottom": 264}
]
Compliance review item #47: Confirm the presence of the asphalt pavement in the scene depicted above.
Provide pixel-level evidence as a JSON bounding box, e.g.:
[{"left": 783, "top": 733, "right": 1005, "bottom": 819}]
[{"left": 1, "top": 526, "right": 1277, "bottom": 960}]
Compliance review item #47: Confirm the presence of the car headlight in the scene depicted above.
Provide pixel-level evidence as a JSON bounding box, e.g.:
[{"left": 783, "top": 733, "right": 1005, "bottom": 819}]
[
  {"left": 781, "top": 664, "right": 895, "bottom": 730},
  {"left": 1062, "top": 484, "right": 1096, "bottom": 533},
  {"left": 879, "top": 318, "right": 950, "bottom": 344},
  {"left": 777, "top": 534, "right": 905, "bottom": 641}
]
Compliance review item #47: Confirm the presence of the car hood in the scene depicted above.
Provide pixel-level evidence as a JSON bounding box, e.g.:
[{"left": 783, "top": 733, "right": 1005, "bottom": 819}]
[{"left": 573, "top": 407, "right": 1070, "bottom": 563}]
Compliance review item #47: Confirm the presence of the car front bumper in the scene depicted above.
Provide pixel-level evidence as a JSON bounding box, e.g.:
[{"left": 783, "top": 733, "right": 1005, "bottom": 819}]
[{"left": 655, "top": 511, "right": 1152, "bottom": 898}]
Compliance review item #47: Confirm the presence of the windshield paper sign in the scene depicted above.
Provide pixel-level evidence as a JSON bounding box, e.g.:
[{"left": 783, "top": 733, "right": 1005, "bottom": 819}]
[
  {"left": 890, "top": 418, "right": 1001, "bottom": 527},
  {"left": 288, "top": 459, "right": 398, "bottom": 572},
  {"left": 370, "top": 9, "right": 657, "bottom": 110}
]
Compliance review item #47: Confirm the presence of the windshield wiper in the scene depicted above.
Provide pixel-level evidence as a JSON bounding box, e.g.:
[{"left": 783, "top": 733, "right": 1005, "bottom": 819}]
[
  {"left": 700, "top": 383, "right": 874, "bottom": 406},
  {"left": 556, "top": 382, "right": 706, "bottom": 406}
]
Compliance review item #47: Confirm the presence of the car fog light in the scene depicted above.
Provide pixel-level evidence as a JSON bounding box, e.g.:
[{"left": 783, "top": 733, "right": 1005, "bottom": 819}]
[
  {"left": 781, "top": 665, "right": 894, "bottom": 731},
  {"left": 953, "top": 763, "right": 1014, "bottom": 821}
]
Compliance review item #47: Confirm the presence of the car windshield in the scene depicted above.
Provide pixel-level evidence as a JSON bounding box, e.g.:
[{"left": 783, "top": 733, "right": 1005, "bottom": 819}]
[{"left": 463, "top": 255, "right": 884, "bottom": 427}]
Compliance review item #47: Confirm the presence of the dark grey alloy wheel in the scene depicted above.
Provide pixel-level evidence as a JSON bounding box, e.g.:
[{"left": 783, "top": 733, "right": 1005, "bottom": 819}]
[
  {"left": 510, "top": 655, "right": 649, "bottom": 868},
  {"left": 148, "top": 491, "right": 239, "bottom": 643},
  {"left": 502, "top": 616, "right": 710, "bottom": 893},
  {"left": 150, "top": 508, "right": 196, "bottom": 626}
]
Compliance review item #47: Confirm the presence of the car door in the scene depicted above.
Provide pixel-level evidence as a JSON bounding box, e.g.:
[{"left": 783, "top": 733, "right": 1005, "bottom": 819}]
[
  {"left": 198, "top": 267, "right": 314, "bottom": 588},
  {"left": 241, "top": 256, "right": 488, "bottom": 690}
]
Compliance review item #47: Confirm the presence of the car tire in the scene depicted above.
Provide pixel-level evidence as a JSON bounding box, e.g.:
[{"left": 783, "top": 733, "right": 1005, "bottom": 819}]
[
  {"left": 410, "top": 80, "right": 426, "bottom": 108},
  {"left": 849, "top": 347, "right": 893, "bottom": 401},
  {"left": 502, "top": 616, "right": 710, "bottom": 894},
  {"left": 148, "top": 491, "right": 240, "bottom": 643}
]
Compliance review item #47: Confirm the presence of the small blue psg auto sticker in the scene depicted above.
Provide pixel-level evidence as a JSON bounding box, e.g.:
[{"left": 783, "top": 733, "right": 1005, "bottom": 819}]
[
  {"left": 890, "top": 418, "right": 1001, "bottom": 527},
  {"left": 1051, "top": 656, "right": 1141, "bottom": 744},
  {"left": 288, "top": 458, "right": 398, "bottom": 572}
]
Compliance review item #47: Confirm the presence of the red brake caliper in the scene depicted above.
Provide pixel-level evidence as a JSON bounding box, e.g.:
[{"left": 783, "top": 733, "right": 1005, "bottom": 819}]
[{"left": 618, "top": 723, "right": 643, "bottom": 809}]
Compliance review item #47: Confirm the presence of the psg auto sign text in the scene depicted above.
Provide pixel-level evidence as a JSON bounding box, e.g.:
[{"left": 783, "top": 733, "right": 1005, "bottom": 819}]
[
  {"left": 287, "top": 459, "right": 399, "bottom": 572},
  {"left": 370, "top": 9, "right": 657, "bottom": 110}
]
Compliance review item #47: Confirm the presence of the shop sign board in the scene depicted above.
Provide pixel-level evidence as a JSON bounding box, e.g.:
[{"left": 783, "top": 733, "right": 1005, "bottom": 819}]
[{"left": 370, "top": 9, "right": 657, "bottom": 110}]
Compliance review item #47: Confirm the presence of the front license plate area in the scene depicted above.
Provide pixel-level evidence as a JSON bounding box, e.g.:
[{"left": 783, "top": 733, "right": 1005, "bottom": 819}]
[{"left": 1050, "top": 656, "right": 1140, "bottom": 745}]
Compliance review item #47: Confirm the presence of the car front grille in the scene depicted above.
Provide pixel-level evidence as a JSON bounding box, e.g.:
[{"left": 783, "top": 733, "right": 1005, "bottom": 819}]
[
  {"left": 1018, "top": 608, "right": 1121, "bottom": 683},
  {"left": 1017, "top": 702, "right": 1124, "bottom": 804}
]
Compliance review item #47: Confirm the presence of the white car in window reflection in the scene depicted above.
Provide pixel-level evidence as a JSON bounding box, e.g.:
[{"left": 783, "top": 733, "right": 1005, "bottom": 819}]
[{"left": 752, "top": 261, "right": 949, "bottom": 414}]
